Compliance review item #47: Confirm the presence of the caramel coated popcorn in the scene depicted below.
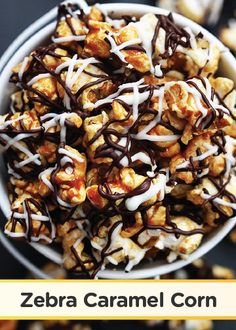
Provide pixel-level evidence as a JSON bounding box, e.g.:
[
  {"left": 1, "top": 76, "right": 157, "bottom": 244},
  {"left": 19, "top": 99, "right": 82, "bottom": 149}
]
[
  {"left": 220, "top": 19, "right": 236, "bottom": 53},
  {"left": 1, "top": 1, "right": 236, "bottom": 277},
  {"left": 157, "top": 0, "right": 224, "bottom": 26}
]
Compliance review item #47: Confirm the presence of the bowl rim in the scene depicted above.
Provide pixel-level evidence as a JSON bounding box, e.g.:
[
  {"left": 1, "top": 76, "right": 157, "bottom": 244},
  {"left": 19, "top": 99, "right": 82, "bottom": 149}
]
[{"left": 0, "top": 2, "right": 236, "bottom": 279}]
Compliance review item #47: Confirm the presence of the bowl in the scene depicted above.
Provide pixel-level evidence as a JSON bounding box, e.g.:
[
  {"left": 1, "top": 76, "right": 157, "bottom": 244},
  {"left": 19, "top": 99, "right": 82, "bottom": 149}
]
[{"left": 0, "top": 1, "right": 236, "bottom": 279}]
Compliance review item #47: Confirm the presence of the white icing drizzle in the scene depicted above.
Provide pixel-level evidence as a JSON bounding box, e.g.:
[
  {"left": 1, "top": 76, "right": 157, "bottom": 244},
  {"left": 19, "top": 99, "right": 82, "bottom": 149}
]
[
  {"left": 197, "top": 168, "right": 209, "bottom": 178},
  {"left": 57, "top": 196, "right": 72, "bottom": 209},
  {"left": 59, "top": 113, "right": 71, "bottom": 142},
  {"left": 27, "top": 73, "right": 52, "bottom": 86},
  {"left": 2, "top": 133, "right": 33, "bottom": 150},
  {"left": 65, "top": 166, "right": 74, "bottom": 175},
  {"left": 132, "top": 84, "right": 179, "bottom": 142},
  {"left": 202, "top": 77, "right": 231, "bottom": 117},
  {"left": 0, "top": 114, "right": 26, "bottom": 129},
  {"left": 23, "top": 201, "right": 29, "bottom": 237},
  {"left": 7, "top": 164, "right": 22, "bottom": 179},
  {"left": 223, "top": 136, "right": 236, "bottom": 178},
  {"left": 131, "top": 152, "right": 153, "bottom": 166},
  {"left": 131, "top": 18, "right": 156, "bottom": 74},
  {"left": 73, "top": 231, "right": 86, "bottom": 249},
  {"left": 134, "top": 133, "right": 180, "bottom": 142},
  {"left": 154, "top": 64, "right": 163, "bottom": 77},
  {"left": 18, "top": 56, "right": 29, "bottom": 81},
  {"left": 60, "top": 156, "right": 73, "bottom": 166},
  {"left": 9, "top": 212, "right": 50, "bottom": 222},
  {"left": 115, "top": 137, "right": 130, "bottom": 167},
  {"left": 38, "top": 147, "right": 83, "bottom": 209},
  {"left": 72, "top": 214, "right": 91, "bottom": 249},
  {"left": 83, "top": 78, "right": 145, "bottom": 110},
  {"left": 105, "top": 32, "right": 140, "bottom": 68},
  {"left": 176, "top": 143, "right": 219, "bottom": 170},
  {"left": 132, "top": 151, "right": 157, "bottom": 177},
  {"left": 201, "top": 193, "right": 236, "bottom": 210},
  {"left": 10, "top": 96, "right": 16, "bottom": 114},
  {"left": 64, "top": 54, "right": 77, "bottom": 109},
  {"left": 4, "top": 231, "right": 54, "bottom": 244},
  {"left": 132, "top": 84, "right": 140, "bottom": 122},
  {"left": 42, "top": 112, "right": 74, "bottom": 143},
  {"left": 184, "top": 27, "right": 197, "bottom": 49},
  {"left": 15, "top": 154, "right": 41, "bottom": 169},
  {"left": 52, "top": 35, "right": 86, "bottom": 43},
  {"left": 58, "top": 147, "right": 84, "bottom": 163},
  {"left": 39, "top": 167, "right": 56, "bottom": 192},
  {"left": 125, "top": 170, "right": 169, "bottom": 211}
]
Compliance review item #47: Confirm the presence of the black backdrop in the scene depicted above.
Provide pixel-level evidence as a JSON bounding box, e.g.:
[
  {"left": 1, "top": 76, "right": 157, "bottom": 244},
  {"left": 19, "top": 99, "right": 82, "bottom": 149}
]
[{"left": 0, "top": 0, "right": 235, "bottom": 329}]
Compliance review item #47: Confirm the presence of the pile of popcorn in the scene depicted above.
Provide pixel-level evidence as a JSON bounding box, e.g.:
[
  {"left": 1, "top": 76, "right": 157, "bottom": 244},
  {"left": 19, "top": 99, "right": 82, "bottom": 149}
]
[{"left": 1, "top": 1, "right": 236, "bottom": 278}]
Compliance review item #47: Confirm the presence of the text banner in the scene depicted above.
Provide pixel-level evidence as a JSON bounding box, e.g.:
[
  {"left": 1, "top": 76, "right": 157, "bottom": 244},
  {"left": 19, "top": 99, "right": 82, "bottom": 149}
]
[{"left": 0, "top": 280, "right": 235, "bottom": 320}]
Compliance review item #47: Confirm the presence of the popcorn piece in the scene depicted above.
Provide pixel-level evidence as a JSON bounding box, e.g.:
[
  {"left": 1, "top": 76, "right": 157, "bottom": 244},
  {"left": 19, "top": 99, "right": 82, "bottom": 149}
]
[
  {"left": 187, "top": 176, "right": 236, "bottom": 225},
  {"left": 57, "top": 220, "right": 95, "bottom": 275},
  {"left": 84, "top": 21, "right": 113, "bottom": 58},
  {"left": 83, "top": 111, "right": 111, "bottom": 163},
  {"left": 57, "top": 60, "right": 115, "bottom": 112},
  {"left": 39, "top": 145, "right": 87, "bottom": 208},
  {"left": 138, "top": 216, "right": 203, "bottom": 256},
  {"left": 220, "top": 19, "right": 236, "bottom": 53},
  {"left": 158, "top": 0, "right": 223, "bottom": 26},
  {"left": 5, "top": 195, "right": 55, "bottom": 244},
  {"left": 91, "top": 216, "right": 147, "bottom": 271},
  {"left": 86, "top": 168, "right": 146, "bottom": 209}
]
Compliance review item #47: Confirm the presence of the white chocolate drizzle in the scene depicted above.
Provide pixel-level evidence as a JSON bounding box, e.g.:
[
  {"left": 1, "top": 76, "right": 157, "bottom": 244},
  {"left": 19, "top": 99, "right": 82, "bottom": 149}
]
[
  {"left": 42, "top": 112, "right": 75, "bottom": 143},
  {"left": 18, "top": 57, "right": 29, "bottom": 81},
  {"left": 125, "top": 170, "right": 169, "bottom": 211},
  {"left": 176, "top": 143, "right": 219, "bottom": 170},
  {"left": 27, "top": 73, "right": 52, "bottom": 86},
  {"left": 52, "top": 35, "right": 86, "bottom": 43},
  {"left": 201, "top": 193, "right": 236, "bottom": 210},
  {"left": 105, "top": 32, "right": 140, "bottom": 68},
  {"left": 0, "top": 114, "right": 26, "bottom": 129},
  {"left": 39, "top": 167, "right": 56, "bottom": 192},
  {"left": 58, "top": 147, "right": 84, "bottom": 163},
  {"left": 223, "top": 136, "right": 236, "bottom": 178}
]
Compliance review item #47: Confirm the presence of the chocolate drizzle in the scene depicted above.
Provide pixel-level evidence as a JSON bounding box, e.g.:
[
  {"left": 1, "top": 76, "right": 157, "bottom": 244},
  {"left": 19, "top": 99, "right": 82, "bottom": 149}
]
[{"left": 152, "top": 13, "right": 191, "bottom": 61}]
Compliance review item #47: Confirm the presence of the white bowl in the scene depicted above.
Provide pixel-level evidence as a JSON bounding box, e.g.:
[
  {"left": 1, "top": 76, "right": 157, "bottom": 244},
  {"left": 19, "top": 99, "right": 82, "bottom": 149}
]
[{"left": 0, "top": 2, "right": 236, "bottom": 279}]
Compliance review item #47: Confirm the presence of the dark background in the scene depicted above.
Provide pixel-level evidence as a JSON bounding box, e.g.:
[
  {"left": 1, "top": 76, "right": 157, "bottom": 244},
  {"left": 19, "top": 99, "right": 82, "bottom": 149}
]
[{"left": 0, "top": 0, "right": 235, "bottom": 329}]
